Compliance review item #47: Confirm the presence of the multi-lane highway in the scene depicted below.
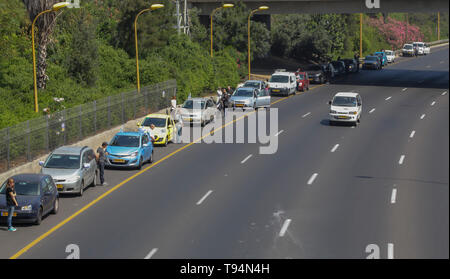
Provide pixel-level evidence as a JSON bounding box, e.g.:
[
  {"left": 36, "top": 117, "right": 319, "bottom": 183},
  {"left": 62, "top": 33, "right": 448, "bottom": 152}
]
[{"left": 1, "top": 46, "right": 448, "bottom": 259}]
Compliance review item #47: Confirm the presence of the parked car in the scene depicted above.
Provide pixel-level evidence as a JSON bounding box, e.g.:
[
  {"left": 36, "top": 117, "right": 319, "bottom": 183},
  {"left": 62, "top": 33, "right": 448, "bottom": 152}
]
[
  {"left": 39, "top": 146, "right": 97, "bottom": 196},
  {"left": 402, "top": 44, "right": 415, "bottom": 57},
  {"left": 305, "top": 64, "right": 327, "bottom": 84},
  {"left": 0, "top": 174, "right": 59, "bottom": 225},
  {"left": 423, "top": 43, "right": 431, "bottom": 55},
  {"left": 230, "top": 87, "right": 270, "bottom": 110},
  {"left": 412, "top": 42, "right": 425, "bottom": 55},
  {"left": 374, "top": 52, "right": 388, "bottom": 67},
  {"left": 268, "top": 70, "right": 297, "bottom": 96},
  {"left": 363, "top": 56, "right": 381, "bottom": 70},
  {"left": 328, "top": 92, "right": 362, "bottom": 126},
  {"left": 138, "top": 114, "right": 175, "bottom": 147},
  {"left": 341, "top": 59, "right": 358, "bottom": 73},
  {"left": 242, "top": 80, "right": 267, "bottom": 91},
  {"left": 295, "top": 72, "right": 310, "bottom": 91},
  {"left": 331, "top": 61, "right": 346, "bottom": 76},
  {"left": 106, "top": 131, "right": 154, "bottom": 170},
  {"left": 179, "top": 98, "right": 217, "bottom": 126},
  {"left": 385, "top": 50, "right": 396, "bottom": 63}
]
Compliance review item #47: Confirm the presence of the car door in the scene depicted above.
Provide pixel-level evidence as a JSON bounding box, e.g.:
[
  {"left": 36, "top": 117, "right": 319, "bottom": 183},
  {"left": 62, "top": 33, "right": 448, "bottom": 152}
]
[
  {"left": 87, "top": 150, "right": 96, "bottom": 184},
  {"left": 143, "top": 134, "right": 151, "bottom": 160},
  {"left": 40, "top": 179, "right": 51, "bottom": 214},
  {"left": 81, "top": 151, "right": 90, "bottom": 184},
  {"left": 357, "top": 95, "right": 362, "bottom": 115},
  {"left": 257, "top": 87, "right": 270, "bottom": 107}
]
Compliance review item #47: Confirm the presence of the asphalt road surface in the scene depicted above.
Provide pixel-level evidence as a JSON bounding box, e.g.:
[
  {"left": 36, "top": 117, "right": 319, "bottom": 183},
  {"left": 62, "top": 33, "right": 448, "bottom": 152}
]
[{"left": 1, "top": 46, "right": 448, "bottom": 259}]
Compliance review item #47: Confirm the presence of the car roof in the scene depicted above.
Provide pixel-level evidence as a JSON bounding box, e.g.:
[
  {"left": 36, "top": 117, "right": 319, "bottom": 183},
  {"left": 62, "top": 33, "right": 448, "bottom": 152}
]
[
  {"left": 8, "top": 173, "right": 48, "bottom": 183},
  {"left": 144, "top": 113, "right": 169, "bottom": 119},
  {"left": 237, "top": 87, "right": 255, "bottom": 91},
  {"left": 334, "top": 92, "right": 359, "bottom": 97},
  {"left": 272, "top": 72, "right": 293, "bottom": 76},
  {"left": 53, "top": 146, "right": 88, "bottom": 155},
  {"left": 186, "top": 98, "right": 208, "bottom": 102},
  {"left": 244, "top": 80, "right": 262, "bottom": 83},
  {"left": 115, "top": 131, "right": 144, "bottom": 137}
]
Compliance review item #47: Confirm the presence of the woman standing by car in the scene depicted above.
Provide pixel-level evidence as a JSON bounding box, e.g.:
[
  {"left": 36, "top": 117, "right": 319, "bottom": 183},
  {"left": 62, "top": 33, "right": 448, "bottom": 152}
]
[{"left": 5, "top": 178, "right": 19, "bottom": 231}]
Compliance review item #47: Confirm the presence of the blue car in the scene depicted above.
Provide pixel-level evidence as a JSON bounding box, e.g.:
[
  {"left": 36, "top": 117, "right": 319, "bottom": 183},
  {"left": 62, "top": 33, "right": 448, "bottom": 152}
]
[
  {"left": 374, "top": 52, "right": 387, "bottom": 67},
  {"left": 0, "top": 174, "right": 59, "bottom": 225},
  {"left": 105, "top": 131, "right": 154, "bottom": 169}
]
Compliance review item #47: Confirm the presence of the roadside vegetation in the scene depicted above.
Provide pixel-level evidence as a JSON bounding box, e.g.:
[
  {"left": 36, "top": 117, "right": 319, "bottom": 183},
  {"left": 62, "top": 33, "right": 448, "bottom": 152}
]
[{"left": 0, "top": 0, "right": 447, "bottom": 129}]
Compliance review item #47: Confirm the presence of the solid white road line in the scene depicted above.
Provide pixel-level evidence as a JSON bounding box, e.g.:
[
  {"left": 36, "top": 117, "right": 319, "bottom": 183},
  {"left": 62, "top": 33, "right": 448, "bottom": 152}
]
[
  {"left": 420, "top": 114, "right": 426, "bottom": 120},
  {"left": 410, "top": 131, "right": 416, "bottom": 138},
  {"left": 307, "top": 173, "right": 318, "bottom": 185},
  {"left": 385, "top": 96, "right": 392, "bottom": 101},
  {"left": 431, "top": 101, "right": 436, "bottom": 106},
  {"left": 196, "top": 190, "right": 213, "bottom": 205},
  {"left": 241, "top": 154, "right": 253, "bottom": 164},
  {"left": 442, "top": 91, "right": 447, "bottom": 96},
  {"left": 144, "top": 248, "right": 158, "bottom": 259},
  {"left": 302, "top": 112, "right": 311, "bottom": 118},
  {"left": 275, "top": 130, "right": 284, "bottom": 137},
  {"left": 331, "top": 144, "right": 339, "bottom": 153},
  {"left": 369, "top": 108, "right": 376, "bottom": 114},
  {"left": 279, "top": 219, "right": 292, "bottom": 237},
  {"left": 399, "top": 155, "right": 405, "bottom": 165},
  {"left": 391, "top": 188, "right": 397, "bottom": 204},
  {"left": 388, "top": 243, "right": 394, "bottom": 259},
  {"left": 402, "top": 88, "right": 408, "bottom": 92}
]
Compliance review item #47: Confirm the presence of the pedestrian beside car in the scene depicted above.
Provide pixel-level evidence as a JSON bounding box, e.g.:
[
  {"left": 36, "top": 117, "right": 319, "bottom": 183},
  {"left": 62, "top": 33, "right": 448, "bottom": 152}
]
[
  {"left": 96, "top": 142, "right": 108, "bottom": 186},
  {"left": 170, "top": 96, "right": 177, "bottom": 113},
  {"left": 149, "top": 124, "right": 156, "bottom": 142},
  {"left": 354, "top": 53, "right": 360, "bottom": 71},
  {"left": 227, "top": 86, "right": 234, "bottom": 95},
  {"left": 5, "top": 178, "right": 19, "bottom": 232}
]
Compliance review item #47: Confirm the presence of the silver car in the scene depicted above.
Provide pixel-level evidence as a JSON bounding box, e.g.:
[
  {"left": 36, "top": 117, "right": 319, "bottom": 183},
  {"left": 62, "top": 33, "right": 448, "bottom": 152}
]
[
  {"left": 230, "top": 87, "right": 271, "bottom": 110},
  {"left": 39, "top": 146, "right": 97, "bottom": 196},
  {"left": 180, "top": 98, "right": 217, "bottom": 126}
]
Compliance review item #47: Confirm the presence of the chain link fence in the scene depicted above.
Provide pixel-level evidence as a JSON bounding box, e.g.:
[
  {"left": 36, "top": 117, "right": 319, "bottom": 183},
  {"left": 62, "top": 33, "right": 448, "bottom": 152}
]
[{"left": 0, "top": 80, "right": 177, "bottom": 173}]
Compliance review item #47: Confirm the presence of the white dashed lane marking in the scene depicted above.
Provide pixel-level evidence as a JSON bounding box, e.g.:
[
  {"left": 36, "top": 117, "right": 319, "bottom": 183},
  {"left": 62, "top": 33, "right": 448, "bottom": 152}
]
[
  {"left": 302, "top": 112, "right": 311, "bottom": 118},
  {"left": 144, "top": 248, "right": 158, "bottom": 259},
  {"left": 399, "top": 155, "right": 405, "bottom": 165},
  {"left": 196, "top": 190, "right": 213, "bottom": 205},
  {"left": 279, "top": 219, "right": 292, "bottom": 237},
  {"left": 307, "top": 173, "right": 318, "bottom": 185},
  {"left": 331, "top": 144, "right": 339, "bottom": 153},
  {"left": 369, "top": 108, "right": 376, "bottom": 114},
  {"left": 241, "top": 154, "right": 253, "bottom": 164},
  {"left": 410, "top": 131, "right": 416, "bottom": 138},
  {"left": 420, "top": 114, "right": 426, "bottom": 120}
]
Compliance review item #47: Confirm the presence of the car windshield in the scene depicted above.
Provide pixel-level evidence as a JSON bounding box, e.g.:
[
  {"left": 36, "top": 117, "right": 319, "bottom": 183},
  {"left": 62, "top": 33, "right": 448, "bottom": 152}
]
[
  {"left": 243, "top": 82, "right": 260, "bottom": 88},
  {"left": 183, "top": 100, "right": 205, "bottom": 109},
  {"left": 142, "top": 117, "right": 166, "bottom": 127},
  {"left": 233, "top": 89, "right": 253, "bottom": 97},
  {"left": 385, "top": 51, "right": 393, "bottom": 55},
  {"left": 413, "top": 43, "right": 419, "bottom": 47},
  {"left": 44, "top": 154, "right": 80, "bottom": 169},
  {"left": 269, "top": 75, "right": 289, "bottom": 83},
  {"left": 418, "top": 43, "right": 424, "bottom": 47},
  {"left": 365, "top": 56, "right": 377, "bottom": 61},
  {"left": 110, "top": 135, "right": 140, "bottom": 147},
  {"left": 404, "top": 45, "right": 413, "bottom": 49},
  {"left": 0, "top": 180, "right": 40, "bottom": 196},
  {"left": 332, "top": 96, "right": 357, "bottom": 107}
]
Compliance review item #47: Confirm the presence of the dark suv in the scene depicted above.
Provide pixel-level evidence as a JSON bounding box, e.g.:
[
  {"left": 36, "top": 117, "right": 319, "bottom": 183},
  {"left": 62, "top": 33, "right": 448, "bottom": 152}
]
[{"left": 305, "top": 64, "right": 327, "bottom": 84}]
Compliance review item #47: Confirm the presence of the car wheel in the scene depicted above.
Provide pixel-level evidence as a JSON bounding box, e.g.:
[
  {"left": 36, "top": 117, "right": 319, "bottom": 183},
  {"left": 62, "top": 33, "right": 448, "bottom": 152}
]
[
  {"left": 51, "top": 197, "right": 59, "bottom": 214},
  {"left": 138, "top": 156, "right": 143, "bottom": 170},
  {"left": 35, "top": 207, "right": 43, "bottom": 225},
  {"left": 149, "top": 151, "right": 153, "bottom": 164},
  {"left": 163, "top": 137, "right": 168, "bottom": 147},
  {"left": 78, "top": 181, "right": 84, "bottom": 197}
]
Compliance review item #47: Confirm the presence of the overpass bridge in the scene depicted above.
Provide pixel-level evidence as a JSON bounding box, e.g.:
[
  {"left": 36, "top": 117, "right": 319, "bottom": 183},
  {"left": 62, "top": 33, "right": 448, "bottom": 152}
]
[{"left": 189, "top": 0, "right": 449, "bottom": 15}]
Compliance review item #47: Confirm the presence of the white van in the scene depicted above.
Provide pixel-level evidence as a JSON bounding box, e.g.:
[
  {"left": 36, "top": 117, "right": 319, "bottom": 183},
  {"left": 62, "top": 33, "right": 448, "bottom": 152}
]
[
  {"left": 268, "top": 70, "right": 297, "bottom": 96},
  {"left": 329, "top": 92, "right": 362, "bottom": 126}
]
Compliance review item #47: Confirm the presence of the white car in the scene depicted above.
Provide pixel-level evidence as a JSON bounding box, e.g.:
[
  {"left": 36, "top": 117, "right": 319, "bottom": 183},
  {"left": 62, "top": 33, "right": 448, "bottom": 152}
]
[
  {"left": 424, "top": 43, "right": 431, "bottom": 55},
  {"left": 402, "top": 44, "right": 415, "bottom": 57},
  {"left": 385, "top": 50, "right": 395, "bottom": 63},
  {"left": 268, "top": 70, "right": 297, "bottom": 96},
  {"left": 179, "top": 98, "right": 217, "bottom": 126},
  {"left": 329, "top": 92, "right": 362, "bottom": 126},
  {"left": 412, "top": 42, "right": 425, "bottom": 55}
]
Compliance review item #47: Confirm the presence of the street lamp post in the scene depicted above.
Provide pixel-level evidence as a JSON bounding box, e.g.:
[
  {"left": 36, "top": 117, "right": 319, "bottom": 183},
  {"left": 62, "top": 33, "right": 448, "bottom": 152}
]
[
  {"left": 210, "top": 3, "right": 234, "bottom": 57},
  {"left": 248, "top": 6, "right": 268, "bottom": 80},
  {"left": 32, "top": 2, "right": 70, "bottom": 113},
  {"left": 135, "top": 4, "right": 164, "bottom": 93}
]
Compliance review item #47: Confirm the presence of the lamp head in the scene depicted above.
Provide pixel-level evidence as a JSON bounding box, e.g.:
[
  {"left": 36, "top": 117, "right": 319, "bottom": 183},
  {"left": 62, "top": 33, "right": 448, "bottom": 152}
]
[
  {"left": 223, "top": 3, "right": 234, "bottom": 8},
  {"left": 258, "top": 6, "right": 269, "bottom": 11},
  {"left": 52, "top": 2, "right": 70, "bottom": 11},
  {"left": 150, "top": 4, "right": 164, "bottom": 10}
]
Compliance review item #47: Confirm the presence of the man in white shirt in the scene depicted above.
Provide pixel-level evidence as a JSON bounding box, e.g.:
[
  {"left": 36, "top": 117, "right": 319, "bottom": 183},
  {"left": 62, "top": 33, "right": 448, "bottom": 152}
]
[
  {"left": 148, "top": 124, "right": 156, "bottom": 142},
  {"left": 170, "top": 96, "right": 177, "bottom": 112}
]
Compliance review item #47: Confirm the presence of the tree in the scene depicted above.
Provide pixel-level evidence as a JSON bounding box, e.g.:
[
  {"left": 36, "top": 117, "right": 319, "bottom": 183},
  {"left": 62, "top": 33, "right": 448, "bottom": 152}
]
[{"left": 22, "top": 0, "right": 60, "bottom": 89}]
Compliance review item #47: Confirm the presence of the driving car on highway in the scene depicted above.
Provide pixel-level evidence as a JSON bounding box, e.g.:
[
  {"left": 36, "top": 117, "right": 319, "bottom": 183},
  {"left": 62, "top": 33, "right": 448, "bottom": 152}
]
[
  {"left": 402, "top": 44, "right": 415, "bottom": 56},
  {"left": 180, "top": 98, "right": 216, "bottom": 126},
  {"left": 363, "top": 56, "right": 381, "bottom": 70},
  {"left": 385, "top": 50, "right": 396, "bottom": 63},
  {"left": 374, "top": 52, "right": 388, "bottom": 67},
  {"left": 0, "top": 174, "right": 59, "bottom": 225},
  {"left": 39, "top": 146, "right": 97, "bottom": 196},
  {"left": 295, "top": 72, "right": 310, "bottom": 91},
  {"left": 230, "top": 87, "right": 270, "bottom": 110},
  {"left": 329, "top": 92, "right": 362, "bottom": 126},
  {"left": 138, "top": 114, "right": 175, "bottom": 147},
  {"left": 106, "top": 131, "right": 153, "bottom": 170},
  {"left": 305, "top": 64, "right": 327, "bottom": 84}
]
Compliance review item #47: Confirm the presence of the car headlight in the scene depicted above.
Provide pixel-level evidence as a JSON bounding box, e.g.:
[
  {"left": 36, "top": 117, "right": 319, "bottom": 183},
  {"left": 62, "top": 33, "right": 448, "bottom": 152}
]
[
  {"left": 66, "top": 176, "right": 81, "bottom": 183},
  {"left": 130, "top": 151, "right": 139, "bottom": 157},
  {"left": 21, "top": 205, "right": 32, "bottom": 211},
  {"left": 349, "top": 111, "right": 357, "bottom": 115},
  {"left": 330, "top": 110, "right": 337, "bottom": 114}
]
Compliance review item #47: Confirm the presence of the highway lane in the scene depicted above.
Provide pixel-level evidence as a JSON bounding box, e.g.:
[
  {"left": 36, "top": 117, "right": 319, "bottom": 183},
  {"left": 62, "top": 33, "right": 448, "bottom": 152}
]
[{"left": 3, "top": 46, "right": 448, "bottom": 259}]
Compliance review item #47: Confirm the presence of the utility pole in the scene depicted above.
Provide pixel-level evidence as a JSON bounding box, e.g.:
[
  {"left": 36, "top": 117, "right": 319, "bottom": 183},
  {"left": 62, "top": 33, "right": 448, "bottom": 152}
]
[
  {"left": 176, "top": 0, "right": 180, "bottom": 34},
  {"left": 360, "top": 13, "right": 363, "bottom": 58},
  {"left": 438, "top": 12, "right": 440, "bottom": 41}
]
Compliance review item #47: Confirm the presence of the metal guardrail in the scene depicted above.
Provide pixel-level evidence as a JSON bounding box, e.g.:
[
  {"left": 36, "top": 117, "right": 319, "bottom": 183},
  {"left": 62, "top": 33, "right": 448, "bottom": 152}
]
[{"left": 0, "top": 80, "right": 177, "bottom": 173}]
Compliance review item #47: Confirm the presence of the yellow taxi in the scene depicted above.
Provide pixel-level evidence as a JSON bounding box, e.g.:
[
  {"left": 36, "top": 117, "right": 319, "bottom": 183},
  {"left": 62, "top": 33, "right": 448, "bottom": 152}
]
[{"left": 137, "top": 113, "right": 175, "bottom": 146}]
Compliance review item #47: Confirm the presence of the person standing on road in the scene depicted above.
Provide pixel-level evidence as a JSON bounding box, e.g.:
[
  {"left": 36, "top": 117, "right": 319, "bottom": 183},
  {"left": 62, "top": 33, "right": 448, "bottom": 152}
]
[
  {"left": 149, "top": 124, "right": 156, "bottom": 142},
  {"left": 354, "top": 52, "right": 360, "bottom": 72},
  {"left": 170, "top": 96, "right": 177, "bottom": 113},
  {"left": 96, "top": 142, "right": 108, "bottom": 186},
  {"left": 5, "top": 178, "right": 18, "bottom": 232}
]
